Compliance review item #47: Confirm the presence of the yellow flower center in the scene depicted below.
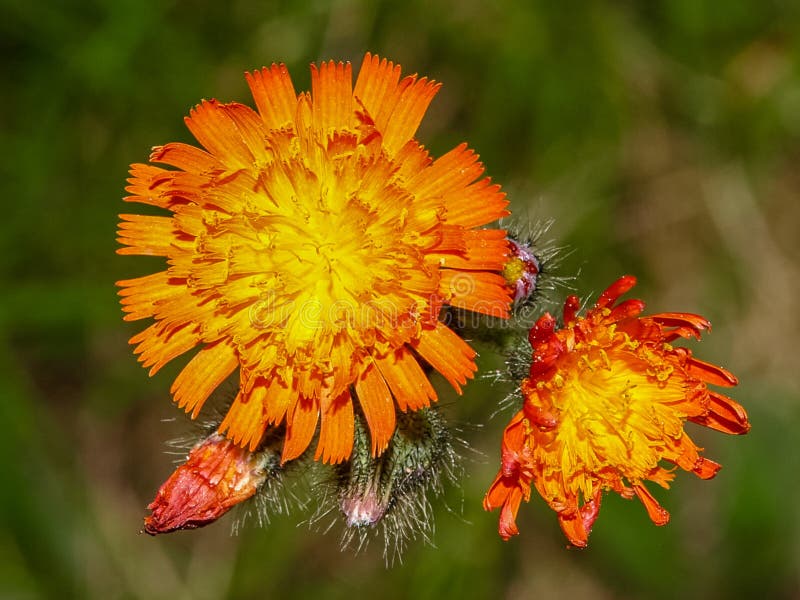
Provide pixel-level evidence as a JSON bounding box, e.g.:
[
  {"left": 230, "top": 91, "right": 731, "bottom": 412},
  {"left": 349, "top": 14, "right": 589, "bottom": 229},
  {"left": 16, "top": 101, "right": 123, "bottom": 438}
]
[
  {"left": 203, "top": 128, "right": 434, "bottom": 395},
  {"left": 502, "top": 257, "right": 526, "bottom": 286},
  {"left": 530, "top": 321, "right": 686, "bottom": 504}
]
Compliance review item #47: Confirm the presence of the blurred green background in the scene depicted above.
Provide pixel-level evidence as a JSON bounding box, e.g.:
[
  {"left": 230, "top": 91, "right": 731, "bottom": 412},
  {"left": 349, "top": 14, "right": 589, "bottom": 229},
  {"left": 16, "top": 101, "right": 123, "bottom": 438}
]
[{"left": 2, "top": 0, "right": 798, "bottom": 598}]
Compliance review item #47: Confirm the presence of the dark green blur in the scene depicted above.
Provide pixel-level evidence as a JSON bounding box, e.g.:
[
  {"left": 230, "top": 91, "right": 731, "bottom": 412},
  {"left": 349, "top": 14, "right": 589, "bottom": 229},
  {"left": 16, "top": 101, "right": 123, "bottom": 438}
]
[{"left": 1, "top": 1, "right": 798, "bottom": 598}]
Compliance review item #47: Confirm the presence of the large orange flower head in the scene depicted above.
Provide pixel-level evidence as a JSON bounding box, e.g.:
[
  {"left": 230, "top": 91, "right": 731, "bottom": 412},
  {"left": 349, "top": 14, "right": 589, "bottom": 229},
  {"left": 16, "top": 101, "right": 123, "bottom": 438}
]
[
  {"left": 484, "top": 275, "right": 749, "bottom": 547},
  {"left": 118, "top": 53, "right": 511, "bottom": 465}
]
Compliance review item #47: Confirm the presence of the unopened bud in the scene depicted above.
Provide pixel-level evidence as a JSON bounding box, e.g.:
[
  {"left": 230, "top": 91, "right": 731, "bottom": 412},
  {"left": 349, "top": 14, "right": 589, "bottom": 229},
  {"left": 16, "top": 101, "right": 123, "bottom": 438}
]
[
  {"left": 332, "top": 408, "right": 461, "bottom": 559},
  {"left": 144, "top": 432, "right": 270, "bottom": 534},
  {"left": 503, "top": 238, "right": 541, "bottom": 305},
  {"left": 340, "top": 478, "right": 387, "bottom": 527}
]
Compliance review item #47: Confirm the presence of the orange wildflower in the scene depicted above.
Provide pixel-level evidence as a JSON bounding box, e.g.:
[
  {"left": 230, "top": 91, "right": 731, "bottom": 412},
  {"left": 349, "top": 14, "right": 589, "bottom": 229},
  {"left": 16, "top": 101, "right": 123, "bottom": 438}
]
[
  {"left": 484, "top": 275, "right": 749, "bottom": 546},
  {"left": 118, "top": 53, "right": 511, "bottom": 464}
]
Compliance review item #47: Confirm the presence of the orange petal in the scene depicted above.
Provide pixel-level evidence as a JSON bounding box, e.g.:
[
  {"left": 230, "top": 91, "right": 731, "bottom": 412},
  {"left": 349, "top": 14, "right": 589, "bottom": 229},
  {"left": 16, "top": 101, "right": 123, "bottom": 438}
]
[
  {"left": 354, "top": 53, "right": 440, "bottom": 156},
  {"left": 496, "top": 486, "right": 524, "bottom": 540},
  {"left": 483, "top": 471, "right": 513, "bottom": 512},
  {"left": 124, "top": 164, "right": 178, "bottom": 209},
  {"left": 315, "top": 389, "right": 355, "bottom": 464},
  {"left": 395, "top": 266, "right": 440, "bottom": 297},
  {"left": 374, "top": 347, "right": 437, "bottom": 412},
  {"left": 439, "top": 270, "right": 511, "bottom": 318},
  {"left": 171, "top": 340, "right": 239, "bottom": 418},
  {"left": 687, "top": 357, "right": 739, "bottom": 387},
  {"left": 689, "top": 390, "right": 750, "bottom": 435},
  {"left": 595, "top": 275, "right": 637, "bottom": 309},
  {"left": 689, "top": 456, "right": 722, "bottom": 480},
  {"left": 150, "top": 142, "right": 221, "bottom": 173},
  {"left": 171, "top": 203, "right": 205, "bottom": 238},
  {"left": 408, "top": 143, "right": 483, "bottom": 205},
  {"left": 245, "top": 63, "right": 298, "bottom": 130},
  {"left": 184, "top": 100, "right": 258, "bottom": 169},
  {"left": 500, "top": 411, "right": 528, "bottom": 451},
  {"left": 354, "top": 363, "right": 396, "bottom": 456},
  {"left": 428, "top": 224, "right": 466, "bottom": 253},
  {"left": 665, "top": 430, "right": 703, "bottom": 474},
  {"left": 380, "top": 76, "right": 441, "bottom": 156},
  {"left": 262, "top": 376, "right": 295, "bottom": 427},
  {"left": 558, "top": 512, "right": 589, "bottom": 548},
  {"left": 281, "top": 396, "right": 319, "bottom": 463},
  {"left": 431, "top": 228, "right": 510, "bottom": 271},
  {"left": 412, "top": 322, "right": 477, "bottom": 394},
  {"left": 310, "top": 60, "right": 353, "bottom": 133},
  {"left": 353, "top": 52, "right": 401, "bottom": 125},
  {"left": 149, "top": 289, "right": 216, "bottom": 329},
  {"left": 650, "top": 312, "right": 711, "bottom": 336},
  {"left": 218, "top": 386, "right": 269, "bottom": 451},
  {"left": 393, "top": 140, "right": 433, "bottom": 186},
  {"left": 633, "top": 484, "right": 670, "bottom": 526},
  {"left": 116, "top": 214, "right": 184, "bottom": 257},
  {"left": 557, "top": 491, "right": 602, "bottom": 548},
  {"left": 444, "top": 177, "right": 508, "bottom": 228},
  {"left": 131, "top": 321, "right": 200, "bottom": 375},
  {"left": 117, "top": 271, "right": 183, "bottom": 322},
  {"left": 607, "top": 298, "right": 645, "bottom": 322},
  {"left": 219, "top": 102, "right": 270, "bottom": 164}
]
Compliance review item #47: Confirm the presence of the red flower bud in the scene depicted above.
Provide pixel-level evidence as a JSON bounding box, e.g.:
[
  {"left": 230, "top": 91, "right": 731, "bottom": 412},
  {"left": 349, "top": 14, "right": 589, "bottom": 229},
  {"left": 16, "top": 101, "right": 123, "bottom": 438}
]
[{"left": 144, "top": 432, "right": 267, "bottom": 535}]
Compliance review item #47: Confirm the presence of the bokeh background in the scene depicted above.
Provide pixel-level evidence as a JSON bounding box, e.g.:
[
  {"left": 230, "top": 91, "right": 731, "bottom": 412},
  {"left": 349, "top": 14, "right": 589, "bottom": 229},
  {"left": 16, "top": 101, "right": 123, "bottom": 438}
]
[{"left": 2, "top": 1, "right": 799, "bottom": 598}]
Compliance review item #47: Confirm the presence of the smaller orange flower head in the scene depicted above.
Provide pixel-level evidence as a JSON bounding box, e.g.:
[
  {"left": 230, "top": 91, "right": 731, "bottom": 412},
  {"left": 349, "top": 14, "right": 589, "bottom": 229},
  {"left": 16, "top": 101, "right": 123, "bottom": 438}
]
[
  {"left": 118, "top": 53, "right": 511, "bottom": 465},
  {"left": 484, "top": 275, "right": 750, "bottom": 547}
]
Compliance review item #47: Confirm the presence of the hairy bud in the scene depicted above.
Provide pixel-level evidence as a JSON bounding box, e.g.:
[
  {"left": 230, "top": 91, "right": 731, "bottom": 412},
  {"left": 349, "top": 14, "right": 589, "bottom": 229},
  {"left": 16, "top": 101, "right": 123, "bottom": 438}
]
[
  {"left": 327, "top": 409, "right": 461, "bottom": 560},
  {"left": 144, "top": 431, "right": 281, "bottom": 534}
]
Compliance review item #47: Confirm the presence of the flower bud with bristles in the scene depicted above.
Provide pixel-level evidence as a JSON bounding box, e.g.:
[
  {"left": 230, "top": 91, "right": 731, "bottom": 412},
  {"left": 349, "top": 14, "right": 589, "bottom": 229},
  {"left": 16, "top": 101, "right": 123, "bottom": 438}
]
[
  {"left": 144, "top": 430, "right": 284, "bottom": 535},
  {"left": 321, "top": 408, "right": 462, "bottom": 561},
  {"left": 504, "top": 237, "right": 541, "bottom": 305},
  {"left": 503, "top": 218, "right": 571, "bottom": 312}
]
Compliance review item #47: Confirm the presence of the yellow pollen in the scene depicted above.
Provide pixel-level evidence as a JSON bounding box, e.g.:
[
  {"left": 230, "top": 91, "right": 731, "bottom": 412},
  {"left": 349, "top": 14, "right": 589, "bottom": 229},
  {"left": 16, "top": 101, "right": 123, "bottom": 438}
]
[{"left": 502, "top": 257, "right": 526, "bottom": 285}]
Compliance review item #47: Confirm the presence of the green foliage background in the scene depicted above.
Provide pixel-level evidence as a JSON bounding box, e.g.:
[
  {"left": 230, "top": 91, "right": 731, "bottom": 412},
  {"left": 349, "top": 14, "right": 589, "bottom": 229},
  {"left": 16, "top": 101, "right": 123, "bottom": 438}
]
[{"left": 2, "top": 1, "right": 798, "bottom": 598}]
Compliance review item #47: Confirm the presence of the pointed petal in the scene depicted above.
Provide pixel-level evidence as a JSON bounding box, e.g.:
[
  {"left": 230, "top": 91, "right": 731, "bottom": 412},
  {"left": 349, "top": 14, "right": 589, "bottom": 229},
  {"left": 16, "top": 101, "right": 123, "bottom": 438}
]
[
  {"left": 171, "top": 340, "right": 239, "bottom": 418},
  {"left": 444, "top": 177, "right": 508, "bottom": 228},
  {"left": 184, "top": 100, "right": 258, "bottom": 169},
  {"left": 150, "top": 142, "right": 221, "bottom": 173},
  {"left": 131, "top": 322, "right": 200, "bottom": 375},
  {"left": 689, "top": 390, "right": 750, "bottom": 434},
  {"left": 374, "top": 347, "right": 437, "bottom": 412},
  {"left": 431, "top": 228, "right": 510, "bottom": 271},
  {"left": 496, "top": 486, "right": 523, "bottom": 540},
  {"left": 412, "top": 322, "right": 477, "bottom": 394},
  {"left": 245, "top": 63, "right": 298, "bottom": 130},
  {"left": 315, "top": 389, "right": 355, "bottom": 464},
  {"left": 353, "top": 52, "right": 401, "bottom": 123},
  {"left": 281, "top": 396, "right": 319, "bottom": 463},
  {"left": 354, "top": 363, "right": 396, "bottom": 456},
  {"left": 687, "top": 357, "right": 739, "bottom": 387},
  {"left": 633, "top": 484, "right": 670, "bottom": 526},
  {"left": 650, "top": 312, "right": 711, "bottom": 335},
  {"left": 595, "top": 275, "right": 637, "bottom": 309},
  {"left": 689, "top": 456, "right": 722, "bottom": 480},
  {"left": 219, "top": 386, "right": 269, "bottom": 451},
  {"left": 439, "top": 270, "right": 511, "bottom": 318},
  {"left": 407, "top": 143, "right": 483, "bottom": 204},
  {"left": 117, "top": 271, "right": 184, "bottom": 322},
  {"left": 124, "top": 164, "right": 179, "bottom": 209},
  {"left": 607, "top": 298, "right": 646, "bottom": 322},
  {"left": 116, "top": 214, "right": 187, "bottom": 257},
  {"left": 263, "top": 376, "right": 295, "bottom": 426},
  {"left": 311, "top": 60, "right": 353, "bottom": 133},
  {"left": 354, "top": 53, "right": 440, "bottom": 155}
]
